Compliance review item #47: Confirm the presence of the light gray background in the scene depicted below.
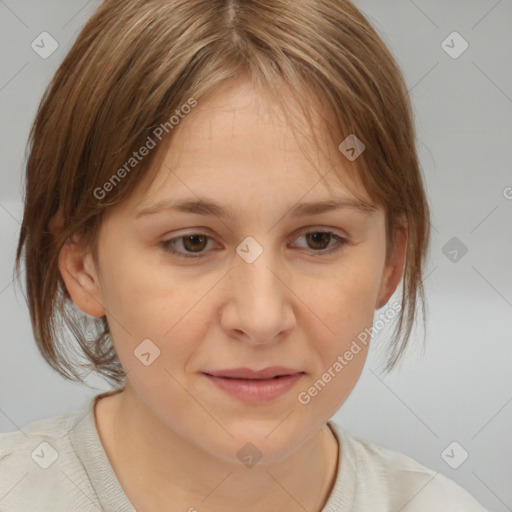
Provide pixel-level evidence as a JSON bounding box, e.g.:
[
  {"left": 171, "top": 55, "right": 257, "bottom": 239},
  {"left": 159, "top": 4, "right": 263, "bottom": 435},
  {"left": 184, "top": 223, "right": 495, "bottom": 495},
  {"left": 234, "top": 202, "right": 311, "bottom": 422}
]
[{"left": 1, "top": 1, "right": 511, "bottom": 510}]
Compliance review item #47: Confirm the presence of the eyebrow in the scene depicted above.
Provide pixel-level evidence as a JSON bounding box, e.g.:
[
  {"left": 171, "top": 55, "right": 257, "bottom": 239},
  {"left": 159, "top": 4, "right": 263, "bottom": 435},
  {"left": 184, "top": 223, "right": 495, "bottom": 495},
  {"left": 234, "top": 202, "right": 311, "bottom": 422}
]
[{"left": 134, "top": 197, "right": 377, "bottom": 220}]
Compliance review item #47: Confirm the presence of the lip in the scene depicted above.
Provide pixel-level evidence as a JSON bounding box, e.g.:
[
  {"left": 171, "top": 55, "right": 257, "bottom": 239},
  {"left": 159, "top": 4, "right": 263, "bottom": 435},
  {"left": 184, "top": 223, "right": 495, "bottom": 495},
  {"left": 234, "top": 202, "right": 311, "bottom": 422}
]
[
  {"left": 203, "top": 372, "right": 304, "bottom": 404},
  {"left": 204, "top": 366, "right": 303, "bottom": 380}
]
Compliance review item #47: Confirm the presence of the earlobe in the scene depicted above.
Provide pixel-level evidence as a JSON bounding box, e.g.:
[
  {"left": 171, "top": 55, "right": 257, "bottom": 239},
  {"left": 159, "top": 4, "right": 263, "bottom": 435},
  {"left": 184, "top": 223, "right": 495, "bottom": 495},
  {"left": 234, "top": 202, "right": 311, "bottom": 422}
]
[
  {"left": 376, "top": 222, "right": 408, "bottom": 309},
  {"left": 58, "top": 236, "right": 106, "bottom": 318}
]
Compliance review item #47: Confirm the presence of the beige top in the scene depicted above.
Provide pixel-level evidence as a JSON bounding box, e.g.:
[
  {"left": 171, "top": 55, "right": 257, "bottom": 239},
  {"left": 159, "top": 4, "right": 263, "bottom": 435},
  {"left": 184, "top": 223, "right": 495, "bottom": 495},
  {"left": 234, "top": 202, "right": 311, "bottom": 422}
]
[{"left": 0, "top": 391, "right": 487, "bottom": 511}]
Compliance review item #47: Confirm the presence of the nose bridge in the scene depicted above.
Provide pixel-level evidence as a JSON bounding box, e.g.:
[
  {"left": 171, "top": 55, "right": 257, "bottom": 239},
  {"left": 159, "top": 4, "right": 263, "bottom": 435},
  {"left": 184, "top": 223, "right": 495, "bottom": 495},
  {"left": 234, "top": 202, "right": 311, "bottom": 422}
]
[
  {"left": 223, "top": 234, "right": 294, "bottom": 341},
  {"left": 235, "top": 234, "right": 284, "bottom": 306}
]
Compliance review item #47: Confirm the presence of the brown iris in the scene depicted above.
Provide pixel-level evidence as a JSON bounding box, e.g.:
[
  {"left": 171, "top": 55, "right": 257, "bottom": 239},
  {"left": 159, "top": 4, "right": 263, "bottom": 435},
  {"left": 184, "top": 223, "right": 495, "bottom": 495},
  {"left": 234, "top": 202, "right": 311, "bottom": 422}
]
[
  {"left": 305, "top": 232, "right": 331, "bottom": 250},
  {"left": 182, "top": 234, "right": 208, "bottom": 253}
]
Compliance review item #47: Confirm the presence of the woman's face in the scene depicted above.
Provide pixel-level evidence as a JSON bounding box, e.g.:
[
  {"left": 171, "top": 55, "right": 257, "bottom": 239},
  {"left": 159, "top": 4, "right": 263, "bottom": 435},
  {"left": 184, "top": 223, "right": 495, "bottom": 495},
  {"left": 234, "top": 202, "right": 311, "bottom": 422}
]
[{"left": 66, "top": 76, "right": 404, "bottom": 464}]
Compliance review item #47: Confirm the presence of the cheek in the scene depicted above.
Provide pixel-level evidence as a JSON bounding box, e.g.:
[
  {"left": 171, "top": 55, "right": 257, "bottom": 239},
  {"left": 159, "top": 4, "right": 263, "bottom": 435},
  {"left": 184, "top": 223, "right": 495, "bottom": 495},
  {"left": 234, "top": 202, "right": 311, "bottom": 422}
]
[
  {"left": 97, "top": 248, "right": 204, "bottom": 364},
  {"left": 298, "top": 249, "right": 384, "bottom": 399},
  {"left": 294, "top": 270, "right": 378, "bottom": 413},
  {"left": 314, "top": 251, "right": 384, "bottom": 339},
  {"left": 99, "top": 242, "right": 186, "bottom": 325}
]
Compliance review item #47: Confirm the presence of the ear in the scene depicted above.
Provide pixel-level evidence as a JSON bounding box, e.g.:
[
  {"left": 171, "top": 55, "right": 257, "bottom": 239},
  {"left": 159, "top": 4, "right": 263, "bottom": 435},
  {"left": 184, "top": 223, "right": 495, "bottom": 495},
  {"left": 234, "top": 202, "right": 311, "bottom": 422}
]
[
  {"left": 58, "top": 235, "right": 106, "bottom": 318},
  {"left": 375, "top": 217, "right": 408, "bottom": 309}
]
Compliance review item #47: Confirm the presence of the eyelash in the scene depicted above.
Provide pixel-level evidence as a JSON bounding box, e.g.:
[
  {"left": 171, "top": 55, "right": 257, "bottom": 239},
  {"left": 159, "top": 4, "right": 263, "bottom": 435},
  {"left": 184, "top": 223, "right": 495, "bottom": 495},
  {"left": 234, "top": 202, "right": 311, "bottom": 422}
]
[{"left": 159, "top": 228, "right": 348, "bottom": 259}]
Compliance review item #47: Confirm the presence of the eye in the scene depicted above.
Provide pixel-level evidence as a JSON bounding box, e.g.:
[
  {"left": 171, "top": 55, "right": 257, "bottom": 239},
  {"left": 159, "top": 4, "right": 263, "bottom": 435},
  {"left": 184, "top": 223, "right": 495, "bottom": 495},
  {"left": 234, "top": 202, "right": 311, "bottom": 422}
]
[
  {"left": 291, "top": 228, "right": 348, "bottom": 256},
  {"left": 159, "top": 233, "right": 218, "bottom": 258},
  {"left": 159, "top": 229, "right": 348, "bottom": 259}
]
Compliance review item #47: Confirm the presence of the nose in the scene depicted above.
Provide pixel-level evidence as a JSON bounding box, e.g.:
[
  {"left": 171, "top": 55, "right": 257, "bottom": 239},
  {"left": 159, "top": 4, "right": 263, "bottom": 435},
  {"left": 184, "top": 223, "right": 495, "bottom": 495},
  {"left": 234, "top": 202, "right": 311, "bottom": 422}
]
[{"left": 219, "top": 242, "right": 296, "bottom": 345}]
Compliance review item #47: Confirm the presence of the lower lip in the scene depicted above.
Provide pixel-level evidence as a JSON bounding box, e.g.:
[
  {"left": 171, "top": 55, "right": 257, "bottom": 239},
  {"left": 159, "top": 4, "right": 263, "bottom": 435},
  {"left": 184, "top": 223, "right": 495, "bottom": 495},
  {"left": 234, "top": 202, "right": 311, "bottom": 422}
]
[{"left": 203, "top": 373, "right": 304, "bottom": 404}]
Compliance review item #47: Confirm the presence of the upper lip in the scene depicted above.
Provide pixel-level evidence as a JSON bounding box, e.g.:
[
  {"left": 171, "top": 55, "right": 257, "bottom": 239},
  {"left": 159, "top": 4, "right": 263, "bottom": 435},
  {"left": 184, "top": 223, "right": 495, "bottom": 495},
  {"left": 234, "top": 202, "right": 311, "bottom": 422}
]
[{"left": 203, "top": 366, "right": 304, "bottom": 380}]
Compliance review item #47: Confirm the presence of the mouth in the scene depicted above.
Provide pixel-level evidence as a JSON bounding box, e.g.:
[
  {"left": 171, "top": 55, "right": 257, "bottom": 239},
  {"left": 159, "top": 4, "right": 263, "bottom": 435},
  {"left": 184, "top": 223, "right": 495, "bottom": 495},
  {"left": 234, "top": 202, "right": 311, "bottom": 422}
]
[{"left": 201, "top": 367, "right": 305, "bottom": 404}]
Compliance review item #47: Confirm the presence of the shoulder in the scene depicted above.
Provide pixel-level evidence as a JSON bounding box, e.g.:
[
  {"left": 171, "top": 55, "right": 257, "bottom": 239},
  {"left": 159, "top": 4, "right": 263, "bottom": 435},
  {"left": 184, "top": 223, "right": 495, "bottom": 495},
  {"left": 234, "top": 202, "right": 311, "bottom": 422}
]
[
  {"left": 0, "top": 405, "right": 100, "bottom": 511},
  {"left": 1, "top": 408, "right": 75, "bottom": 469},
  {"left": 328, "top": 421, "right": 488, "bottom": 511},
  {"left": 0, "top": 407, "right": 79, "bottom": 465}
]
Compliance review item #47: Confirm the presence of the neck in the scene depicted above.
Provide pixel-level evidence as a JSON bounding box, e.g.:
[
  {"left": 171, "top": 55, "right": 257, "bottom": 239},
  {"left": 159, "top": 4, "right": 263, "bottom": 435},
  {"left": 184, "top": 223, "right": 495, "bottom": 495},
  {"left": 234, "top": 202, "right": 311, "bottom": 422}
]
[{"left": 95, "top": 385, "right": 339, "bottom": 512}]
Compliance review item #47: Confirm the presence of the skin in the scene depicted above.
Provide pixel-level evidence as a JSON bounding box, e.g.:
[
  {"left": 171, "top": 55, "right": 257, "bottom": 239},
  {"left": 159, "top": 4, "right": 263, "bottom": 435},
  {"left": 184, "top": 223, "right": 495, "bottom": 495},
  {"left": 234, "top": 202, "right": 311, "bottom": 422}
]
[{"left": 59, "top": 75, "right": 407, "bottom": 511}]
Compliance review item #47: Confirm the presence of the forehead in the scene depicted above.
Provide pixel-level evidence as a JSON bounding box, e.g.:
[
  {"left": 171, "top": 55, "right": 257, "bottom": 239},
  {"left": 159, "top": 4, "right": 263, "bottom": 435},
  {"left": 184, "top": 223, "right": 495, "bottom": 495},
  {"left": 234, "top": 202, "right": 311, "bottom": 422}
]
[
  {"left": 173, "top": 78, "right": 334, "bottom": 166},
  {"left": 129, "top": 77, "right": 373, "bottom": 213}
]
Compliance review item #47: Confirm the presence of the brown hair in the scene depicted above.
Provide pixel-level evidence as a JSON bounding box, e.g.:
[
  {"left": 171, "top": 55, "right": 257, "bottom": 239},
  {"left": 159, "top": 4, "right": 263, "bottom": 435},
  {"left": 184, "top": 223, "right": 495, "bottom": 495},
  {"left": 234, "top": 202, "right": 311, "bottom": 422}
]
[{"left": 14, "top": 0, "right": 430, "bottom": 387}]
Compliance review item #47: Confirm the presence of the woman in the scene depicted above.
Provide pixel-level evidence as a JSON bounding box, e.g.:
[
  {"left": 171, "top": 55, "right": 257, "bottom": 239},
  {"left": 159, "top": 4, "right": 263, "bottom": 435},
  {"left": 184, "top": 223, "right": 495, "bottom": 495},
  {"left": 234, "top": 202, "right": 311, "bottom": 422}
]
[{"left": 1, "top": 0, "right": 486, "bottom": 510}]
